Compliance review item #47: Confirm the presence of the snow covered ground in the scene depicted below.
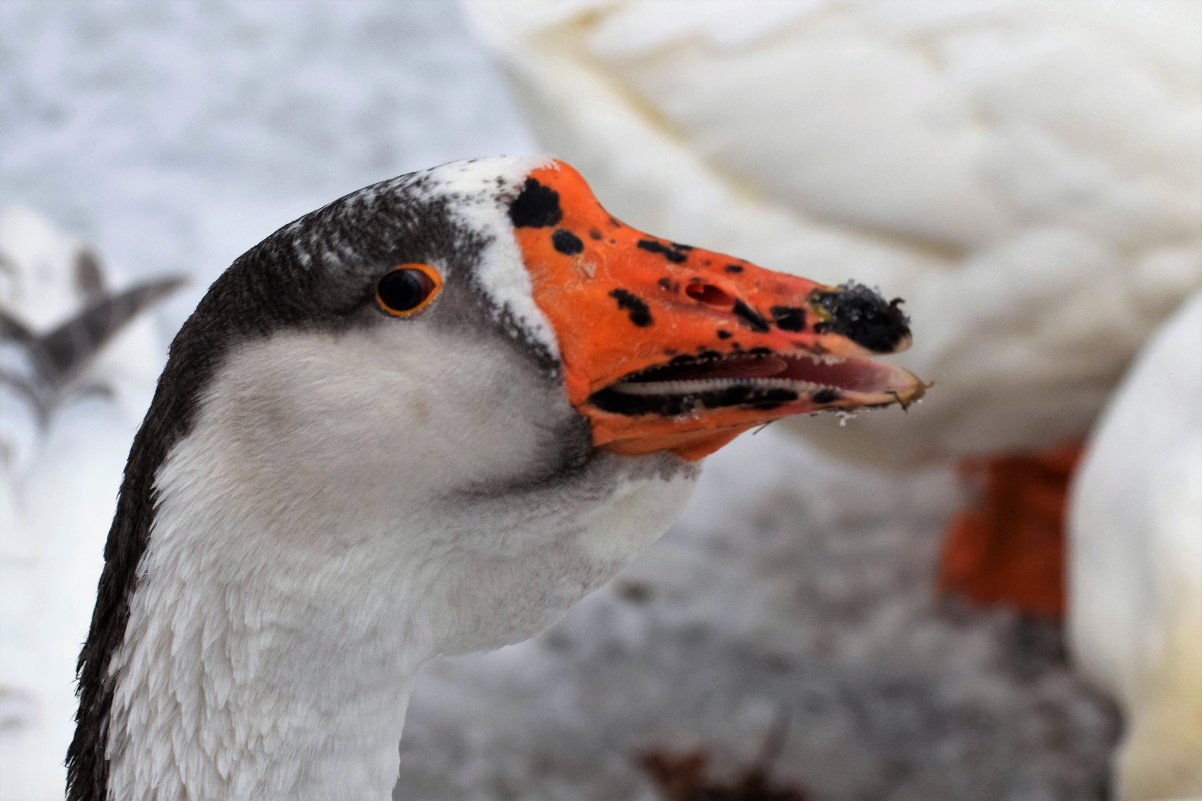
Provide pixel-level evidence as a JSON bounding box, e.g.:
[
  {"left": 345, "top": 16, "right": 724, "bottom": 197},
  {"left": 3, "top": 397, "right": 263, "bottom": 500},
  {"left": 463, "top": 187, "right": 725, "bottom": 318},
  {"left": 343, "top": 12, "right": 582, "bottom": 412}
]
[{"left": 1, "top": 2, "right": 1117, "bottom": 799}]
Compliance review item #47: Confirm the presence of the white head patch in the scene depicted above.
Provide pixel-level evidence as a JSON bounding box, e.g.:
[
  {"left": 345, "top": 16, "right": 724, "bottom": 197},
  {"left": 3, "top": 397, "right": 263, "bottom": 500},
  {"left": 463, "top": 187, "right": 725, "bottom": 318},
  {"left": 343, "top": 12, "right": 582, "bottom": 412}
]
[{"left": 285, "top": 155, "right": 563, "bottom": 361}]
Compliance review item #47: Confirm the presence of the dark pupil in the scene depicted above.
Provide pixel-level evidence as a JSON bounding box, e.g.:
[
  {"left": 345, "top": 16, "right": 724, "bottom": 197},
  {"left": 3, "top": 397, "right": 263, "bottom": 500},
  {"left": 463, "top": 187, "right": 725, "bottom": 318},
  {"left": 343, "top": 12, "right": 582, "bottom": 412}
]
[{"left": 378, "top": 269, "right": 428, "bottom": 311}]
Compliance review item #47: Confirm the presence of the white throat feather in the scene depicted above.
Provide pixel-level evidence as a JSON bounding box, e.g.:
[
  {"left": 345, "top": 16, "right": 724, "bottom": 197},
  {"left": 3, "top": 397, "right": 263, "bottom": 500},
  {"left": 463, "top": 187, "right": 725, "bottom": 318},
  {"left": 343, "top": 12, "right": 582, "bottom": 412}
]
[{"left": 100, "top": 329, "right": 697, "bottom": 800}]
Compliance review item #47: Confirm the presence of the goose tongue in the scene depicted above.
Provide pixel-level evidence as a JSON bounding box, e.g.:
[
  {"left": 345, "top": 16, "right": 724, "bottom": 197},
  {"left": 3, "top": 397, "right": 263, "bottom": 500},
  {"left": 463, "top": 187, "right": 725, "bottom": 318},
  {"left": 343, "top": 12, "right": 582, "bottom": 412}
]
[{"left": 510, "top": 161, "right": 924, "bottom": 460}]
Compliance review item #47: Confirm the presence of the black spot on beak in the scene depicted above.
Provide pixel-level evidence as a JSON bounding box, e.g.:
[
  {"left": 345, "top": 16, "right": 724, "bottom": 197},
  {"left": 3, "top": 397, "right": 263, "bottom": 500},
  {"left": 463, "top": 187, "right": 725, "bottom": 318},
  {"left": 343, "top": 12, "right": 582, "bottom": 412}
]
[
  {"left": 732, "top": 300, "right": 770, "bottom": 333},
  {"left": 509, "top": 178, "right": 563, "bottom": 228},
  {"left": 770, "top": 306, "right": 807, "bottom": 332},
  {"left": 812, "top": 282, "right": 911, "bottom": 353},
  {"left": 609, "top": 289, "right": 654, "bottom": 327},
  {"left": 636, "top": 239, "right": 688, "bottom": 264},
  {"left": 552, "top": 229, "right": 584, "bottom": 255},
  {"left": 725, "top": 264, "right": 744, "bottom": 274}
]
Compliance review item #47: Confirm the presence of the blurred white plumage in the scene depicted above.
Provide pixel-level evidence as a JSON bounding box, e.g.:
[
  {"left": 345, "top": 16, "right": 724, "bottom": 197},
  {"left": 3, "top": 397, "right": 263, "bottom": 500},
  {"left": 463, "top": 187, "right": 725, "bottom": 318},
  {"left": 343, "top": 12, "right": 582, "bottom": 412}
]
[
  {"left": 1070, "top": 290, "right": 1202, "bottom": 800},
  {"left": 463, "top": 2, "right": 1202, "bottom": 797},
  {"left": 463, "top": 0, "right": 1202, "bottom": 463},
  {"left": 0, "top": 207, "right": 180, "bottom": 800}
]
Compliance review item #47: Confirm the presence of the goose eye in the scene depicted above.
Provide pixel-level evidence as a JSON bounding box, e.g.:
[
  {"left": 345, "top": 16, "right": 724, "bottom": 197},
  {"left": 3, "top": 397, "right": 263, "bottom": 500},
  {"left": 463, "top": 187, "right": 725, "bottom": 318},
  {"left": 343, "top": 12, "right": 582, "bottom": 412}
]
[{"left": 375, "top": 264, "right": 442, "bottom": 317}]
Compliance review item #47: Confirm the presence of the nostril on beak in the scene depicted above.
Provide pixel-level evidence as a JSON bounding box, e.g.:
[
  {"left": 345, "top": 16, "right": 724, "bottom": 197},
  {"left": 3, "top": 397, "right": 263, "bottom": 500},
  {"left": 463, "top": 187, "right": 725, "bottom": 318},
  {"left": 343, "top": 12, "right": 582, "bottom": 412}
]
[{"left": 685, "top": 282, "right": 734, "bottom": 308}]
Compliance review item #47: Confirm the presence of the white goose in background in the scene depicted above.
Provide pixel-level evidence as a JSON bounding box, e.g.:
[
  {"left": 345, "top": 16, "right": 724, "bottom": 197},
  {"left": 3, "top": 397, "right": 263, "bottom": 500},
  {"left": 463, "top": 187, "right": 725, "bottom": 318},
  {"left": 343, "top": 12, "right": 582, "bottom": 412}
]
[
  {"left": 0, "top": 206, "right": 182, "bottom": 800},
  {"left": 463, "top": 3, "right": 1202, "bottom": 793},
  {"left": 463, "top": 0, "right": 1202, "bottom": 612},
  {"left": 55, "top": 156, "right": 923, "bottom": 800},
  {"left": 1069, "top": 290, "right": 1202, "bottom": 800}
]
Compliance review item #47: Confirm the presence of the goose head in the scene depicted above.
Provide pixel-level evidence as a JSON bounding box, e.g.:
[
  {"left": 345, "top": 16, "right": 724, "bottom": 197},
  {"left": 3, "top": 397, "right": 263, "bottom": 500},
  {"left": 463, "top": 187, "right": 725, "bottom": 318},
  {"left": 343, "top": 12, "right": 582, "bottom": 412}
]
[{"left": 67, "top": 157, "right": 922, "bottom": 800}]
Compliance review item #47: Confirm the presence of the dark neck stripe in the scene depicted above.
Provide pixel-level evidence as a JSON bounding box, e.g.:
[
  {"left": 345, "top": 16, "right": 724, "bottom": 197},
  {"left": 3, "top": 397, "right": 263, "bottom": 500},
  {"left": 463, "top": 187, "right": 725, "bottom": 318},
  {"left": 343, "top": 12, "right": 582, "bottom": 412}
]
[{"left": 65, "top": 235, "right": 322, "bottom": 800}]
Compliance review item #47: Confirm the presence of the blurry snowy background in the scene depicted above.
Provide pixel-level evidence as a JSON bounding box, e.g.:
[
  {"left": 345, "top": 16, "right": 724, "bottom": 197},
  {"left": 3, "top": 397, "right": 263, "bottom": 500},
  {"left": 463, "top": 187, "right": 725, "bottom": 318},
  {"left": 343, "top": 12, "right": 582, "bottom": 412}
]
[
  {"left": 9, "top": 1, "right": 1199, "bottom": 799},
  {"left": 0, "top": 0, "right": 532, "bottom": 332}
]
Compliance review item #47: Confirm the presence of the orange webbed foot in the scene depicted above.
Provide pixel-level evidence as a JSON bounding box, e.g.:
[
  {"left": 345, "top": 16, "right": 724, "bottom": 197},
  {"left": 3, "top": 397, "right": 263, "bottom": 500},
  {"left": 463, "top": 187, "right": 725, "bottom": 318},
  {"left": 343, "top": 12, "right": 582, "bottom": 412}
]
[{"left": 936, "top": 442, "right": 1085, "bottom": 621}]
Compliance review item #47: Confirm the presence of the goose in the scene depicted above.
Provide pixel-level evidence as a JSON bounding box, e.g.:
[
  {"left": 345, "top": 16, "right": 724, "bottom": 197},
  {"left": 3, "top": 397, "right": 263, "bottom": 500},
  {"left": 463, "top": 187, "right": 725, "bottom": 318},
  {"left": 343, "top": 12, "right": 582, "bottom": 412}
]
[
  {"left": 461, "top": 0, "right": 1202, "bottom": 617},
  {"left": 1069, "top": 289, "right": 1202, "bottom": 801},
  {"left": 0, "top": 206, "right": 181, "bottom": 800},
  {"left": 60, "top": 156, "right": 922, "bottom": 800}
]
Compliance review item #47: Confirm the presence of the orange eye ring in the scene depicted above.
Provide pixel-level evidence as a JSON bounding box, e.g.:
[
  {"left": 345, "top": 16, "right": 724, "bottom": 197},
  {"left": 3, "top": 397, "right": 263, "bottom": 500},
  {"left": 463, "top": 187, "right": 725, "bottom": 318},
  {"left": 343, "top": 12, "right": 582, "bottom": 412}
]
[{"left": 375, "top": 263, "right": 443, "bottom": 317}]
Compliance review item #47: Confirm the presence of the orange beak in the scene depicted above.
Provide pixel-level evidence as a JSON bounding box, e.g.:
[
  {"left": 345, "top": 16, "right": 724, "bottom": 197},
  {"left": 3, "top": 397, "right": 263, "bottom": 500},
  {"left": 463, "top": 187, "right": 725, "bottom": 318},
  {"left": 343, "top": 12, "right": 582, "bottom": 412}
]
[{"left": 513, "top": 161, "right": 925, "bottom": 461}]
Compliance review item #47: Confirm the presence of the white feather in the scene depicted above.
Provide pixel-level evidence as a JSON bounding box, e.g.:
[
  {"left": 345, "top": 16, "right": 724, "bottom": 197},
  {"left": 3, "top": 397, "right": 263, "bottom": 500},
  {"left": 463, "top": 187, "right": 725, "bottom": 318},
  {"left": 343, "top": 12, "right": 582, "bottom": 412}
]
[
  {"left": 463, "top": 4, "right": 1202, "bottom": 797},
  {"left": 1069, "top": 291, "right": 1202, "bottom": 800},
  {"left": 462, "top": 0, "right": 1202, "bottom": 463},
  {"left": 103, "top": 317, "right": 697, "bottom": 800}
]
